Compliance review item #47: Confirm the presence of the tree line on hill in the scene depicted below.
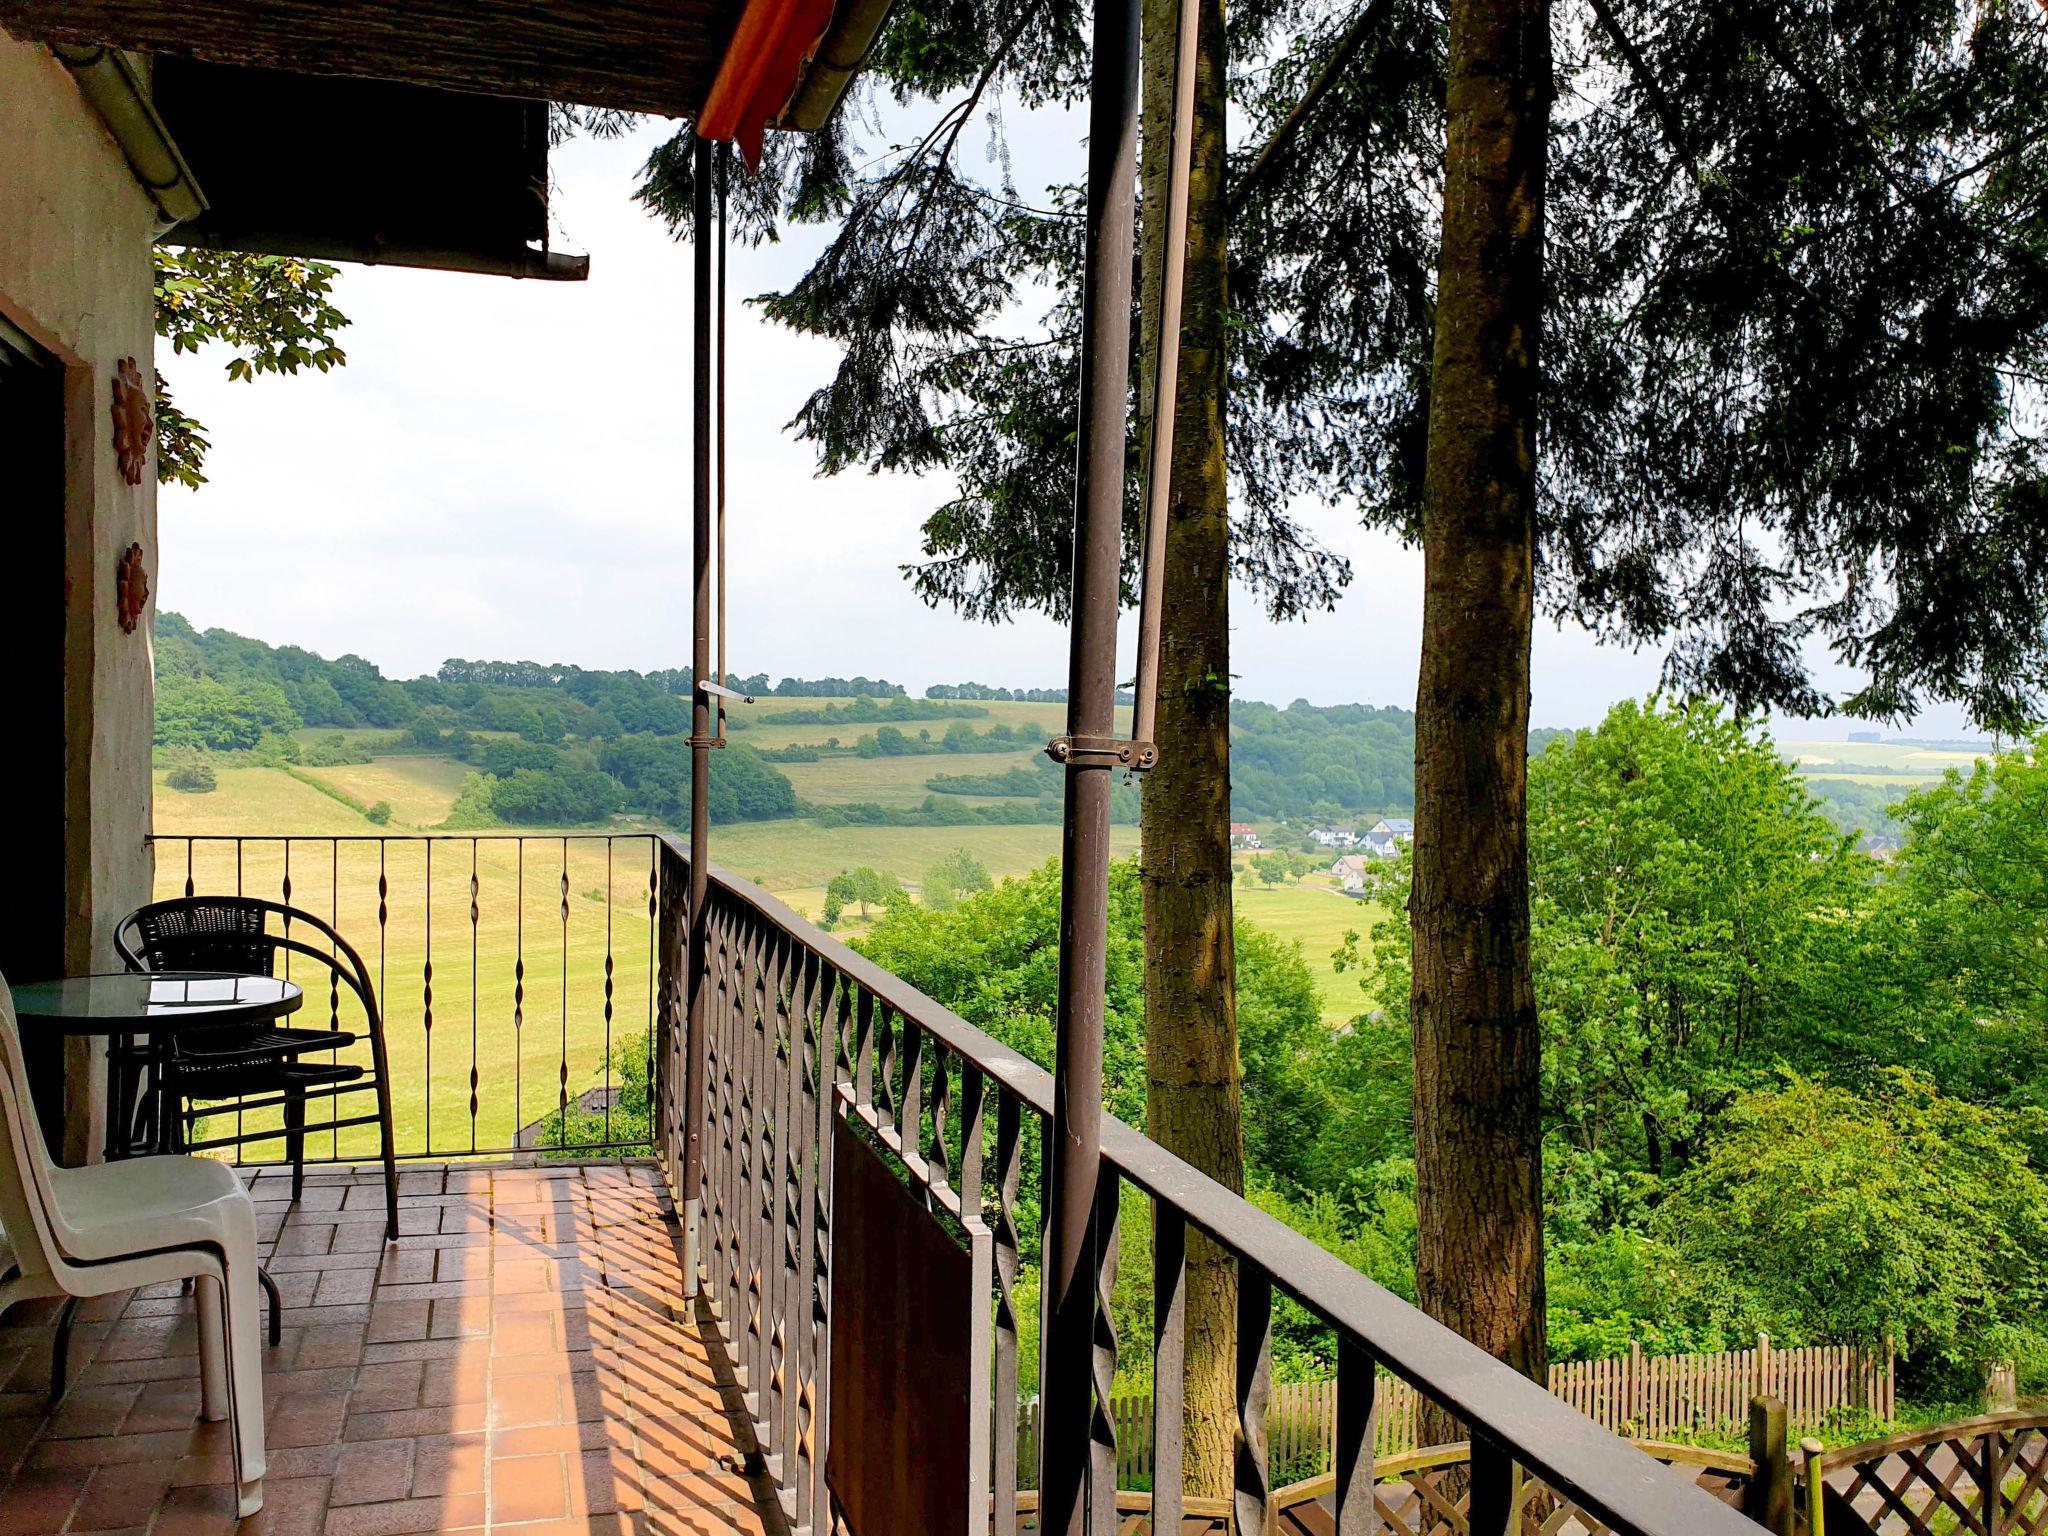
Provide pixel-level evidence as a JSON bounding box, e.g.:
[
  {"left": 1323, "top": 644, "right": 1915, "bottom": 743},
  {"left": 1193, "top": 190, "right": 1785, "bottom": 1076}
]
[
  {"left": 923, "top": 682, "right": 1138, "bottom": 703},
  {"left": 155, "top": 612, "right": 1923, "bottom": 845},
  {"left": 437, "top": 659, "right": 906, "bottom": 698}
]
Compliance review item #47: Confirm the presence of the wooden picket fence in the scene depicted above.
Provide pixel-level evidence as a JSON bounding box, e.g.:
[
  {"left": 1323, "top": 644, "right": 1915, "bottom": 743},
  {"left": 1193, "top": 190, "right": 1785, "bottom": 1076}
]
[
  {"left": 1016, "top": 1334, "right": 1893, "bottom": 1490},
  {"left": 1549, "top": 1337, "right": 1894, "bottom": 1443}
]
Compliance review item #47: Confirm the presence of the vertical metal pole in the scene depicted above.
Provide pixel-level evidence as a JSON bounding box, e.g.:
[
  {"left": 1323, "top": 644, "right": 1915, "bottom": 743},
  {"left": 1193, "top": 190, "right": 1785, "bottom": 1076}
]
[
  {"left": 682, "top": 134, "right": 716, "bottom": 1297},
  {"left": 1129, "top": 0, "right": 1201, "bottom": 751},
  {"left": 1041, "top": 0, "right": 1141, "bottom": 1523},
  {"left": 715, "top": 158, "right": 730, "bottom": 744}
]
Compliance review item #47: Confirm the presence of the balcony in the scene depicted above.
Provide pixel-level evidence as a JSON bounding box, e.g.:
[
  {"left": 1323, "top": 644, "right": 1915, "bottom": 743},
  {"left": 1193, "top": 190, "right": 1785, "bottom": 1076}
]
[
  {"left": 0, "top": 1163, "right": 779, "bottom": 1536},
  {"left": 12, "top": 832, "right": 1766, "bottom": 1536}
]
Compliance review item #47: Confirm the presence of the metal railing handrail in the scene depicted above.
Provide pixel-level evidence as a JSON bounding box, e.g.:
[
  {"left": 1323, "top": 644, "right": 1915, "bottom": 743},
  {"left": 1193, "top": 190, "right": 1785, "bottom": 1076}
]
[{"left": 662, "top": 835, "right": 1758, "bottom": 1536}]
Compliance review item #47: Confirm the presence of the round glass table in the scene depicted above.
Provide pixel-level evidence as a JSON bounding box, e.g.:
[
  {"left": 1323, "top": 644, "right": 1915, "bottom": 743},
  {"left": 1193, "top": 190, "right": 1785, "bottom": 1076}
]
[
  {"left": 13, "top": 971, "right": 304, "bottom": 1161},
  {"left": 13, "top": 970, "right": 303, "bottom": 1034}
]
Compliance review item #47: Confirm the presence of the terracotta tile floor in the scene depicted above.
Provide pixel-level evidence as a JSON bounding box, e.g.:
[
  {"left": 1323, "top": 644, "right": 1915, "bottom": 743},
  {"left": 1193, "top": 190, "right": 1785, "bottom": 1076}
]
[{"left": 0, "top": 1163, "right": 786, "bottom": 1536}]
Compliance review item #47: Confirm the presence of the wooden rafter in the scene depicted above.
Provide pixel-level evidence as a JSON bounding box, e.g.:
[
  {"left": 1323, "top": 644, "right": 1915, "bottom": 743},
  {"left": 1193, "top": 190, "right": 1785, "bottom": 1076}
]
[{"left": 0, "top": 0, "right": 737, "bottom": 117}]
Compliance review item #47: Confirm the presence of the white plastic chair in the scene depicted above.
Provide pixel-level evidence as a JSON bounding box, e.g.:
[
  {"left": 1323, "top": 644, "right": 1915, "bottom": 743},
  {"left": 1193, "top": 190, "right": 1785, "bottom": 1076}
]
[{"left": 0, "top": 975, "right": 267, "bottom": 1516}]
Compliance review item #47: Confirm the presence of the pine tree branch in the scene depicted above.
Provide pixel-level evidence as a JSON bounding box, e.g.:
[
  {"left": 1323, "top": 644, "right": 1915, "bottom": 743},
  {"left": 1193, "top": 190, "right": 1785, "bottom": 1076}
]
[
  {"left": 1227, "top": 0, "right": 1397, "bottom": 219},
  {"left": 1584, "top": 0, "right": 1703, "bottom": 186}
]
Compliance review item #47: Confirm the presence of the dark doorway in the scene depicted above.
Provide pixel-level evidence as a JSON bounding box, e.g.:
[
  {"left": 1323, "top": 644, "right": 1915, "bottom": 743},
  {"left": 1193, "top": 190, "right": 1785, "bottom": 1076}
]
[{"left": 0, "top": 315, "right": 70, "bottom": 1139}]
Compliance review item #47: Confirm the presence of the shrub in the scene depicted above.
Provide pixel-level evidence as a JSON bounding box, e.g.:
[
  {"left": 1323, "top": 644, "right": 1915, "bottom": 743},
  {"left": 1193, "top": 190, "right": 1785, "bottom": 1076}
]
[
  {"left": 365, "top": 800, "right": 393, "bottom": 825},
  {"left": 165, "top": 756, "right": 216, "bottom": 793}
]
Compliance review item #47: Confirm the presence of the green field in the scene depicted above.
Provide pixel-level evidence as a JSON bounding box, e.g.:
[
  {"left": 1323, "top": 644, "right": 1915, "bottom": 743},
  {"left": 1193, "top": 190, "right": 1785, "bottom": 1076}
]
[
  {"left": 1233, "top": 873, "right": 1382, "bottom": 1023},
  {"left": 779, "top": 747, "right": 1043, "bottom": 808},
  {"left": 1779, "top": 738, "right": 1987, "bottom": 772},
  {"left": 300, "top": 755, "right": 476, "bottom": 826}
]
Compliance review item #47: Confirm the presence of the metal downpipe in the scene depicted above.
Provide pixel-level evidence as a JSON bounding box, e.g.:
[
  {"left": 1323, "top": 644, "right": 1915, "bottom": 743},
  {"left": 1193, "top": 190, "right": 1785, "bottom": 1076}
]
[
  {"left": 681, "top": 135, "right": 718, "bottom": 1297},
  {"left": 1040, "top": 0, "right": 1142, "bottom": 1526}
]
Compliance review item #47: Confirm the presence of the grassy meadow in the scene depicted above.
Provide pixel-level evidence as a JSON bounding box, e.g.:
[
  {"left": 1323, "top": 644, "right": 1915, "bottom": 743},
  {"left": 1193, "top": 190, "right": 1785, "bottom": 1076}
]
[
  {"left": 1780, "top": 737, "right": 1989, "bottom": 791},
  {"left": 1233, "top": 873, "right": 1382, "bottom": 1023}
]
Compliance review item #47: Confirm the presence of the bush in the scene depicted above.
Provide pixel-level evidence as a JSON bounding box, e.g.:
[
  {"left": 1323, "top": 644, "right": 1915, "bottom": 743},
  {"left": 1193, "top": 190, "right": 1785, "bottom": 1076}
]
[
  {"left": 539, "top": 1029, "right": 652, "bottom": 1157},
  {"left": 365, "top": 800, "right": 393, "bottom": 826},
  {"left": 165, "top": 756, "right": 216, "bottom": 793},
  {"left": 302, "top": 733, "right": 371, "bottom": 767}
]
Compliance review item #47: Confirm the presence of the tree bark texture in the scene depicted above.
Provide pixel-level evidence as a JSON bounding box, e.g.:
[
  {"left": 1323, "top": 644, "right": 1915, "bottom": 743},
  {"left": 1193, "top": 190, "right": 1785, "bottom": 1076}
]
[
  {"left": 1138, "top": 0, "right": 1242, "bottom": 1499},
  {"left": 1411, "top": 0, "right": 1552, "bottom": 1434}
]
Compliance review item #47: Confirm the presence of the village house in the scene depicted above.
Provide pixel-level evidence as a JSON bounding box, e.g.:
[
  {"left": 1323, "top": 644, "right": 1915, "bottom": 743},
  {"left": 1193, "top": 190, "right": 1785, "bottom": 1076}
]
[
  {"left": 1365, "top": 816, "right": 1415, "bottom": 857},
  {"left": 1332, "top": 853, "right": 1371, "bottom": 892},
  {"left": 1311, "top": 822, "right": 1360, "bottom": 848},
  {"left": 1229, "top": 821, "right": 1263, "bottom": 849}
]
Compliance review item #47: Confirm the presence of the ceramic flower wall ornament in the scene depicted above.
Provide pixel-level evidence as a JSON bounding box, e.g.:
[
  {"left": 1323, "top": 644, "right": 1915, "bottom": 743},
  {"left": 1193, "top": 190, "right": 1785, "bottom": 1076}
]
[{"left": 112, "top": 356, "right": 151, "bottom": 486}]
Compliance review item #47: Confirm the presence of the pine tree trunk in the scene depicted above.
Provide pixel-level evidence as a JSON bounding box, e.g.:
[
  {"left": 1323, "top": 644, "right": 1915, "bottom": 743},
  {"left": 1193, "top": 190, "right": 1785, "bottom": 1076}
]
[
  {"left": 1411, "top": 0, "right": 1552, "bottom": 1436},
  {"left": 1138, "top": 0, "right": 1241, "bottom": 1499}
]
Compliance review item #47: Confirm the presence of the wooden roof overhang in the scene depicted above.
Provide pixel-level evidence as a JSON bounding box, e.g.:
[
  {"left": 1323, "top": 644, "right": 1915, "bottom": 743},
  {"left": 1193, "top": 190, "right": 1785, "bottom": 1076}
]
[
  {"left": 1, "top": 0, "right": 736, "bottom": 119},
  {"left": 2, "top": 0, "right": 894, "bottom": 274}
]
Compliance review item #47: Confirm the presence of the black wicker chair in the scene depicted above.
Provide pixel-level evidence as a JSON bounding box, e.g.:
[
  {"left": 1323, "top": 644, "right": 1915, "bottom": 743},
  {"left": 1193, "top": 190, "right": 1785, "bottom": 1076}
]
[{"left": 113, "top": 897, "right": 398, "bottom": 1241}]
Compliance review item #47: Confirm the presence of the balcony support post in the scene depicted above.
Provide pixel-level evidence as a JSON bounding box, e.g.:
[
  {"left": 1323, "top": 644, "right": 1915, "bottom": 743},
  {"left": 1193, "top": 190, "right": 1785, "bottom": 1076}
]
[
  {"left": 681, "top": 132, "right": 718, "bottom": 1298},
  {"left": 1041, "top": 0, "right": 1140, "bottom": 1522}
]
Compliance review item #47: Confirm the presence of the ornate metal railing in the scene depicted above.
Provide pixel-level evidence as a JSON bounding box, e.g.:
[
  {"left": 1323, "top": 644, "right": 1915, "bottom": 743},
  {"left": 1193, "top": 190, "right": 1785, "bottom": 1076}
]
[
  {"left": 149, "top": 834, "right": 658, "bottom": 1161},
  {"left": 653, "top": 834, "right": 1761, "bottom": 1536}
]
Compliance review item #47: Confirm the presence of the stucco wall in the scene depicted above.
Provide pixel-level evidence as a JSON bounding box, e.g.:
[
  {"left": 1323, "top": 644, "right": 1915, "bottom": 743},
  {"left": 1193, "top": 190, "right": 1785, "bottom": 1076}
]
[{"left": 0, "top": 35, "right": 160, "bottom": 1158}]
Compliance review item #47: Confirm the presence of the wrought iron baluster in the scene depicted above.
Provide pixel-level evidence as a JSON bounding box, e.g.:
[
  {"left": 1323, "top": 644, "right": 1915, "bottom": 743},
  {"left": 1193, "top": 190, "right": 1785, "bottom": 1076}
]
[
  {"left": 897, "top": 1018, "right": 926, "bottom": 1180},
  {"left": 1152, "top": 1203, "right": 1188, "bottom": 1533},
  {"left": 790, "top": 947, "right": 824, "bottom": 1531},
  {"left": 603, "top": 837, "right": 615, "bottom": 1146},
  {"left": 1334, "top": 1334, "right": 1378, "bottom": 1534},
  {"left": 1091, "top": 1168, "right": 1121, "bottom": 1524},
  {"left": 468, "top": 840, "right": 479, "bottom": 1152},
  {"left": 853, "top": 987, "right": 875, "bottom": 1114},
  {"left": 514, "top": 840, "right": 525, "bottom": 1149},
  {"left": 330, "top": 840, "right": 341, "bottom": 1160},
  {"left": 184, "top": 839, "right": 195, "bottom": 899},
  {"left": 993, "top": 1091, "right": 1024, "bottom": 1534},
  {"left": 807, "top": 961, "right": 844, "bottom": 1529},
  {"left": 957, "top": 1060, "right": 984, "bottom": 1220},
  {"left": 1236, "top": 1258, "right": 1275, "bottom": 1535},
  {"left": 713, "top": 899, "right": 736, "bottom": 1311},
  {"left": 749, "top": 914, "right": 780, "bottom": 1439},
  {"left": 646, "top": 840, "right": 657, "bottom": 1152},
  {"left": 558, "top": 839, "right": 570, "bottom": 1124},
  {"left": 374, "top": 841, "right": 388, "bottom": 1152},
  {"left": 771, "top": 933, "right": 803, "bottom": 1483},
  {"left": 423, "top": 838, "right": 434, "bottom": 1153},
  {"left": 738, "top": 900, "right": 765, "bottom": 1347},
  {"left": 929, "top": 1040, "right": 954, "bottom": 1202}
]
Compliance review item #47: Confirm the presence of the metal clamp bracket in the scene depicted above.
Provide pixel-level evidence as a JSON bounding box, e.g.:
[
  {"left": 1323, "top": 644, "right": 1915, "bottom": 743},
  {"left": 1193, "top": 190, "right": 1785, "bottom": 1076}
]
[
  {"left": 685, "top": 736, "right": 728, "bottom": 749},
  {"left": 1045, "top": 735, "right": 1157, "bottom": 771},
  {"left": 698, "top": 682, "right": 755, "bottom": 704}
]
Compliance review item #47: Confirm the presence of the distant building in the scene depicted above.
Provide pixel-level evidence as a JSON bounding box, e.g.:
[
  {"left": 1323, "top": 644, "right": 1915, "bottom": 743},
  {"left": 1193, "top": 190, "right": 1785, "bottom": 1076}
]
[
  {"left": 1311, "top": 824, "right": 1360, "bottom": 848},
  {"left": 1363, "top": 818, "right": 1414, "bottom": 858},
  {"left": 1331, "top": 854, "right": 1370, "bottom": 893},
  {"left": 1229, "top": 822, "right": 1263, "bottom": 850}
]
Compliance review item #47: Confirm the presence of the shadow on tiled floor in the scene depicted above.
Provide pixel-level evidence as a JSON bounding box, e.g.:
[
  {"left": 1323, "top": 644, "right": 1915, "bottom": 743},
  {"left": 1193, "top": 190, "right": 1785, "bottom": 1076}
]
[{"left": 0, "top": 1163, "right": 786, "bottom": 1536}]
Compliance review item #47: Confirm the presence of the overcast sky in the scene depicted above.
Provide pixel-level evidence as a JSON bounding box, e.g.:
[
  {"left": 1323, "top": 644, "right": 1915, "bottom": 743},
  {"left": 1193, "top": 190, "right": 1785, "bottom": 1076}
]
[{"left": 156, "top": 118, "right": 1982, "bottom": 740}]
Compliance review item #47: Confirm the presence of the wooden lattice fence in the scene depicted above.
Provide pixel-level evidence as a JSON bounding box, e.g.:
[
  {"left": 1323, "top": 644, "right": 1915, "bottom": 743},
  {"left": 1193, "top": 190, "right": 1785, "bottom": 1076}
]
[{"left": 1801, "top": 1412, "right": 2048, "bottom": 1536}]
